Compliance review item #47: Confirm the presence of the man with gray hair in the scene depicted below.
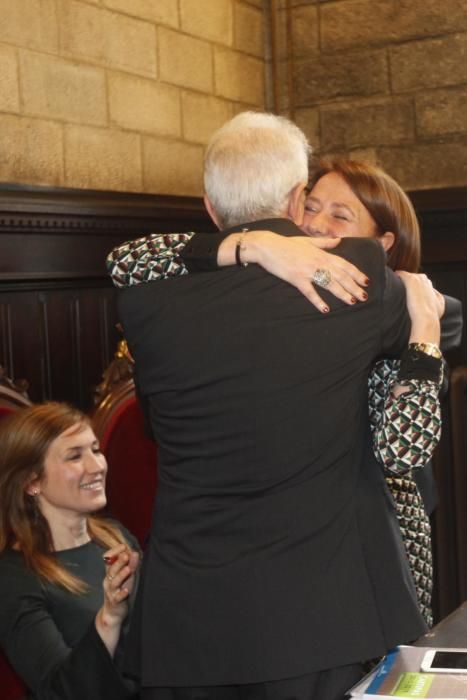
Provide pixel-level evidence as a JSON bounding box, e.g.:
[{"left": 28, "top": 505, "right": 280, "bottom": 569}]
[
  {"left": 203, "top": 111, "right": 309, "bottom": 227},
  {"left": 117, "top": 111, "right": 426, "bottom": 700}
]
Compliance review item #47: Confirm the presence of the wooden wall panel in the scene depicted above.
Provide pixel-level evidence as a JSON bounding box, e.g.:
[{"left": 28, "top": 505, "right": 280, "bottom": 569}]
[
  {"left": 410, "top": 190, "right": 467, "bottom": 620},
  {"left": 0, "top": 282, "right": 120, "bottom": 408},
  {"left": 0, "top": 184, "right": 215, "bottom": 409}
]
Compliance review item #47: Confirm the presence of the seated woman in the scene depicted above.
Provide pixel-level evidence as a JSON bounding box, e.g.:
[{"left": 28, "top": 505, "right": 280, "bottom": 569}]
[
  {"left": 106, "top": 158, "right": 462, "bottom": 627},
  {"left": 0, "top": 402, "right": 140, "bottom": 700}
]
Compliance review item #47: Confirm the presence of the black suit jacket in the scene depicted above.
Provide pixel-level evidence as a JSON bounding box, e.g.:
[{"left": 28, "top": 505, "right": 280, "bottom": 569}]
[
  {"left": 118, "top": 220, "right": 428, "bottom": 687},
  {"left": 181, "top": 224, "right": 463, "bottom": 519}
]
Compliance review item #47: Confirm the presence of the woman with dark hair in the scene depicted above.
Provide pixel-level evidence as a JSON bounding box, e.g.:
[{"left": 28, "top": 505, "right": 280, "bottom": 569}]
[
  {"left": 0, "top": 402, "right": 139, "bottom": 699},
  {"left": 106, "top": 157, "right": 460, "bottom": 627},
  {"left": 306, "top": 157, "right": 421, "bottom": 272}
]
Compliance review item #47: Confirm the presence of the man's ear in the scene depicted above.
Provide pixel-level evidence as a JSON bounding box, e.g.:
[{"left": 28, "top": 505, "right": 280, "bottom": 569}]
[
  {"left": 204, "top": 194, "right": 222, "bottom": 230},
  {"left": 286, "top": 183, "right": 307, "bottom": 226},
  {"left": 380, "top": 231, "right": 395, "bottom": 252}
]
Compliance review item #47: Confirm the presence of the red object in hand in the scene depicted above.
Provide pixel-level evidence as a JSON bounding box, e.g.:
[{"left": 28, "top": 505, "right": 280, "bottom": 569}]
[{"left": 103, "top": 555, "right": 118, "bottom": 565}]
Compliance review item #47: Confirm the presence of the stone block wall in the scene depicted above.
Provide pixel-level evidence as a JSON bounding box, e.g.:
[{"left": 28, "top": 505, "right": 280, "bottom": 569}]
[
  {"left": 276, "top": 0, "right": 467, "bottom": 191},
  {"left": 2, "top": 0, "right": 465, "bottom": 194},
  {"left": 0, "top": 0, "right": 267, "bottom": 195}
]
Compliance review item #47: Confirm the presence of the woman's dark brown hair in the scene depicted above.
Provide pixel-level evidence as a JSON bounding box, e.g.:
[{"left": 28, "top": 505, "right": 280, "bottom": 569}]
[
  {"left": 309, "top": 157, "right": 421, "bottom": 272},
  {"left": 0, "top": 402, "right": 127, "bottom": 592}
]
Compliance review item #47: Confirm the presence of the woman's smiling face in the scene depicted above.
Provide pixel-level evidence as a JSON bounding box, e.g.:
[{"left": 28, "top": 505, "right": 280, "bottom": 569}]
[
  {"left": 32, "top": 422, "right": 108, "bottom": 520},
  {"left": 302, "top": 171, "right": 379, "bottom": 240}
]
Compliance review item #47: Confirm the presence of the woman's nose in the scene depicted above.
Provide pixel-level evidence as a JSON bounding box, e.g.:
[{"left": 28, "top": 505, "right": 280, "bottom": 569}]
[
  {"left": 86, "top": 451, "right": 106, "bottom": 473},
  {"left": 305, "top": 211, "right": 328, "bottom": 237}
]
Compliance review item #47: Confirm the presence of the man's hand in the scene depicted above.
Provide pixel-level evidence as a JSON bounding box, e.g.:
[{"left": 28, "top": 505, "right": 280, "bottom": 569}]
[{"left": 218, "top": 231, "right": 369, "bottom": 313}]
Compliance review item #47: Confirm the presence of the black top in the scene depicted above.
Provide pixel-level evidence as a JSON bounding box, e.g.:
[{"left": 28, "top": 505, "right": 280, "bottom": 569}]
[{"left": 0, "top": 532, "right": 138, "bottom": 700}]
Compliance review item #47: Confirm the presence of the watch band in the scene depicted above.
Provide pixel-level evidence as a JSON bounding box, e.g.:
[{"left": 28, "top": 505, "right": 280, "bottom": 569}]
[
  {"left": 399, "top": 345, "right": 443, "bottom": 383},
  {"left": 408, "top": 342, "right": 442, "bottom": 359}
]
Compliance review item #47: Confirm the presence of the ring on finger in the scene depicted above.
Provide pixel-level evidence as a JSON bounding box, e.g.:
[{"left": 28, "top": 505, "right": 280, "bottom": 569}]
[
  {"left": 107, "top": 573, "right": 115, "bottom": 582},
  {"left": 312, "top": 268, "right": 332, "bottom": 289}
]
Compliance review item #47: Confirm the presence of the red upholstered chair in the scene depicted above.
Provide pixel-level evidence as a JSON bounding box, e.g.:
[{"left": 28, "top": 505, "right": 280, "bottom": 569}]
[
  {"left": 92, "top": 342, "right": 158, "bottom": 548},
  {"left": 0, "top": 365, "right": 31, "bottom": 417},
  {"left": 0, "top": 366, "right": 30, "bottom": 700},
  {"left": 0, "top": 653, "right": 26, "bottom": 700}
]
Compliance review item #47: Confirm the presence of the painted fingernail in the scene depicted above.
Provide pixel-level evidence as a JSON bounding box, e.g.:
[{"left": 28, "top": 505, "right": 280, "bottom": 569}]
[
  {"left": 103, "top": 555, "right": 118, "bottom": 565},
  {"left": 364, "top": 277, "right": 370, "bottom": 286},
  {"left": 361, "top": 291, "right": 368, "bottom": 300},
  {"left": 321, "top": 305, "right": 330, "bottom": 313},
  {"left": 350, "top": 297, "right": 357, "bottom": 304}
]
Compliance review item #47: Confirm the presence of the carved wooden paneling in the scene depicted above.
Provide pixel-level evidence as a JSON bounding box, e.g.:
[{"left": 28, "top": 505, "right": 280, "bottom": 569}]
[
  {"left": 0, "top": 282, "right": 118, "bottom": 407},
  {"left": 0, "top": 184, "right": 215, "bottom": 409}
]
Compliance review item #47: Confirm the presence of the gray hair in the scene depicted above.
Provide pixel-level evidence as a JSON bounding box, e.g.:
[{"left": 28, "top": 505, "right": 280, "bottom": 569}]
[{"left": 204, "top": 111, "right": 311, "bottom": 229}]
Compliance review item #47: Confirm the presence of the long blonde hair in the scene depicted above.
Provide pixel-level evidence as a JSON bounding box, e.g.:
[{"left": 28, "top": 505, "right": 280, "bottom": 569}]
[{"left": 0, "top": 402, "right": 127, "bottom": 593}]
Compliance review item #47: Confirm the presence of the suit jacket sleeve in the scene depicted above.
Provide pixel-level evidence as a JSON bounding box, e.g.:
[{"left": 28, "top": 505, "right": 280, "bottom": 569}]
[
  {"left": 440, "top": 294, "right": 463, "bottom": 352},
  {"left": 379, "top": 265, "right": 413, "bottom": 357}
]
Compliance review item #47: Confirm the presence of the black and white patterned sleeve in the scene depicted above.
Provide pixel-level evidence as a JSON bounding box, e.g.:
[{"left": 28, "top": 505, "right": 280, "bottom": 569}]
[
  {"left": 106, "top": 232, "right": 195, "bottom": 288},
  {"left": 368, "top": 358, "right": 443, "bottom": 475}
]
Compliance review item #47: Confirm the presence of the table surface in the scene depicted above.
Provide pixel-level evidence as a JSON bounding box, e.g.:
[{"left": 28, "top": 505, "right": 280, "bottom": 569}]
[{"left": 416, "top": 601, "right": 467, "bottom": 648}]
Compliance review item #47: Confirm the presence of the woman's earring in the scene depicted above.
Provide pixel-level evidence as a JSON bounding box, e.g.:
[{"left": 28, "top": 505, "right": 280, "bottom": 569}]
[{"left": 33, "top": 489, "right": 39, "bottom": 496}]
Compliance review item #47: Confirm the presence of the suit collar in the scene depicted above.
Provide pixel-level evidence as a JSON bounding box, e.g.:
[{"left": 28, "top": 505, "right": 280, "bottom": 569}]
[{"left": 222, "top": 218, "right": 305, "bottom": 238}]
